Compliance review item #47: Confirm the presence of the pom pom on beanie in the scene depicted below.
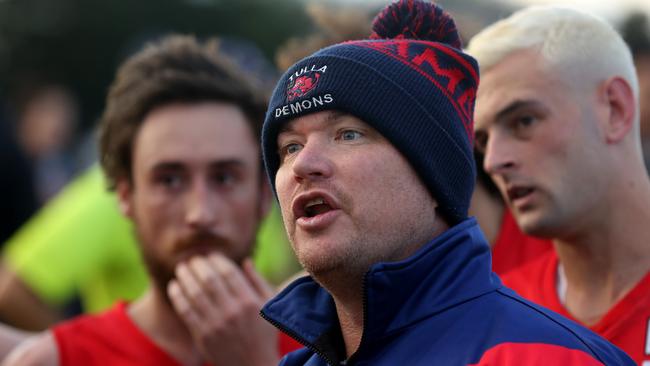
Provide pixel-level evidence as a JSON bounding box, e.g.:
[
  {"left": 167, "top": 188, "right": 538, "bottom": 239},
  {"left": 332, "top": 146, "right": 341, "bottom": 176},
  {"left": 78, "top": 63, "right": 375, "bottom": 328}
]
[{"left": 370, "top": 0, "right": 462, "bottom": 49}]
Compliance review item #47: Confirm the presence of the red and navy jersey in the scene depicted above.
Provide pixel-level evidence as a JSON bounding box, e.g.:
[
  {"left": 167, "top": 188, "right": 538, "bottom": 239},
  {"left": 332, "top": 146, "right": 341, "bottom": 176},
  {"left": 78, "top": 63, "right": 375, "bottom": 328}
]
[
  {"left": 491, "top": 209, "right": 553, "bottom": 275},
  {"left": 262, "top": 219, "right": 635, "bottom": 365},
  {"left": 503, "top": 251, "right": 650, "bottom": 365},
  {"left": 53, "top": 302, "right": 301, "bottom": 366}
]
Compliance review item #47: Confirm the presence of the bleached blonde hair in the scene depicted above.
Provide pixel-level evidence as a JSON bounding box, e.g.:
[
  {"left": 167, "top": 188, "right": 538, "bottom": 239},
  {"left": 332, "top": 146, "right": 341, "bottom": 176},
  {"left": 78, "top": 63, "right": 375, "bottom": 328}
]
[{"left": 466, "top": 6, "right": 639, "bottom": 100}]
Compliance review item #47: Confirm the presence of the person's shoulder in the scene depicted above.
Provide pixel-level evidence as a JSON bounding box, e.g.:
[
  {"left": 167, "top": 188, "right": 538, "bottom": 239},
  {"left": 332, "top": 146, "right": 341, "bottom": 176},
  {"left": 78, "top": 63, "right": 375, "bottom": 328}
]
[
  {"left": 3, "top": 331, "right": 59, "bottom": 366},
  {"left": 470, "top": 341, "right": 611, "bottom": 365},
  {"left": 485, "top": 288, "right": 635, "bottom": 365},
  {"left": 53, "top": 302, "right": 125, "bottom": 337},
  {"left": 49, "top": 302, "right": 128, "bottom": 353},
  {"left": 49, "top": 302, "right": 156, "bottom": 365}
]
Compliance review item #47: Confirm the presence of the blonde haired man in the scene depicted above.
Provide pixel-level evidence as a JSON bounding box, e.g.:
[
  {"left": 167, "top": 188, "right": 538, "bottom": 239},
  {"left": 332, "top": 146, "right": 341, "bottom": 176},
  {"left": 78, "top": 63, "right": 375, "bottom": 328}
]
[{"left": 469, "top": 6, "right": 650, "bottom": 364}]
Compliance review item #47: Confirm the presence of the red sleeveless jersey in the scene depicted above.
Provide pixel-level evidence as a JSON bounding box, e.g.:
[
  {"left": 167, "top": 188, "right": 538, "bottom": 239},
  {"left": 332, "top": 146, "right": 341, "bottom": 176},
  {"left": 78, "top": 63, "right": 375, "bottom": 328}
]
[
  {"left": 53, "top": 302, "right": 303, "bottom": 365},
  {"left": 503, "top": 251, "right": 650, "bottom": 365}
]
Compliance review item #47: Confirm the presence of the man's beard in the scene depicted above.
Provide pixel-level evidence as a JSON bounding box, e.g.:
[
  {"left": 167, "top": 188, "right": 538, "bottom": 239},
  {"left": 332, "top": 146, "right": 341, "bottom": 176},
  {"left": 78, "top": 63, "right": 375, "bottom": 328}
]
[{"left": 134, "top": 229, "right": 254, "bottom": 298}]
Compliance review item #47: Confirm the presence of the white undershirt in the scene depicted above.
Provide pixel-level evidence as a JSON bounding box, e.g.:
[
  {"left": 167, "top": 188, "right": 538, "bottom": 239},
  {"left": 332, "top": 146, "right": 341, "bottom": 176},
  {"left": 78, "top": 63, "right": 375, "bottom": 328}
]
[{"left": 556, "top": 262, "right": 568, "bottom": 306}]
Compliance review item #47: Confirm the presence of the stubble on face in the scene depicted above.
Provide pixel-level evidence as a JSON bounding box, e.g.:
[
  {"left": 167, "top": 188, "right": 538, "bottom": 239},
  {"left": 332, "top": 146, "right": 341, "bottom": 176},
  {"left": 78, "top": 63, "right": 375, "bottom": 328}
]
[{"left": 289, "top": 182, "right": 440, "bottom": 283}]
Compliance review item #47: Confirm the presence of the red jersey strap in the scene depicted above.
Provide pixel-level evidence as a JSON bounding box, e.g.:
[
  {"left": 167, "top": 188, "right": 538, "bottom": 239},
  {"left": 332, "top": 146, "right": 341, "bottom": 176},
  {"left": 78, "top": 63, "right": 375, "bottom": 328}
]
[
  {"left": 53, "top": 302, "right": 194, "bottom": 366},
  {"left": 468, "top": 342, "right": 604, "bottom": 365}
]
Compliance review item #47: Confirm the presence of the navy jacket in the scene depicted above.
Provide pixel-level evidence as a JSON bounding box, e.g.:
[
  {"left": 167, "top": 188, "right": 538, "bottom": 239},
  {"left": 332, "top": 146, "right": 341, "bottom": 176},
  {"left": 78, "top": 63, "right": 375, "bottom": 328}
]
[{"left": 262, "top": 218, "right": 634, "bottom": 365}]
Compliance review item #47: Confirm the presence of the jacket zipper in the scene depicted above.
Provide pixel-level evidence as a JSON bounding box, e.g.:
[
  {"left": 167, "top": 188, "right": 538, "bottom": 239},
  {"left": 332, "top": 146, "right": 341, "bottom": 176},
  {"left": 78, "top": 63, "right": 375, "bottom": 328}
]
[
  {"left": 343, "top": 272, "right": 370, "bottom": 366},
  {"left": 260, "top": 310, "right": 339, "bottom": 366}
]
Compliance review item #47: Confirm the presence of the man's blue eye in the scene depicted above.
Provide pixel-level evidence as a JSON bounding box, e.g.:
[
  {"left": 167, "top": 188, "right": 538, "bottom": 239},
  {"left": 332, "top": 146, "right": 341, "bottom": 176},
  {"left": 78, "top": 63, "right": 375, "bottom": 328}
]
[
  {"left": 341, "top": 130, "right": 362, "bottom": 141},
  {"left": 286, "top": 143, "right": 302, "bottom": 154}
]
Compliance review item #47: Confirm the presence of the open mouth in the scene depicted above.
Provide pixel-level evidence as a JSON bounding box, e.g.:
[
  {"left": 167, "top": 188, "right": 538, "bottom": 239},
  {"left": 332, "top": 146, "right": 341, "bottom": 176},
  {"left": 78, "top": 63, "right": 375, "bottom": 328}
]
[
  {"left": 507, "top": 186, "right": 535, "bottom": 204},
  {"left": 303, "top": 197, "right": 333, "bottom": 218},
  {"left": 292, "top": 192, "right": 341, "bottom": 230},
  {"left": 293, "top": 192, "right": 340, "bottom": 222}
]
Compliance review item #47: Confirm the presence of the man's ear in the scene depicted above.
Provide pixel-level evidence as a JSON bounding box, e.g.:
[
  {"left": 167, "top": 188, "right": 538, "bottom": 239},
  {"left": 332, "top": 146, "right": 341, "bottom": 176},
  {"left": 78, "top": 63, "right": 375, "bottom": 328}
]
[
  {"left": 258, "top": 178, "right": 273, "bottom": 220},
  {"left": 116, "top": 179, "right": 134, "bottom": 219},
  {"left": 598, "top": 76, "right": 636, "bottom": 144}
]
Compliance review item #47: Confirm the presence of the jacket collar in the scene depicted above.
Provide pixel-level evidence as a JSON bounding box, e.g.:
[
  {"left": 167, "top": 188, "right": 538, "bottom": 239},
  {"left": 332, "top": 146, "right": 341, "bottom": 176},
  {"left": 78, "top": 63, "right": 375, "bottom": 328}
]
[{"left": 262, "top": 218, "right": 501, "bottom": 356}]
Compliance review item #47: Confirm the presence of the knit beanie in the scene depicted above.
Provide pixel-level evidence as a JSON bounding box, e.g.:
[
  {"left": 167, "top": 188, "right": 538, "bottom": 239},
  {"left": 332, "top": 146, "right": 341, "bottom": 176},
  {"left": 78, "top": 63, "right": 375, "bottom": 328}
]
[{"left": 262, "top": 0, "right": 478, "bottom": 224}]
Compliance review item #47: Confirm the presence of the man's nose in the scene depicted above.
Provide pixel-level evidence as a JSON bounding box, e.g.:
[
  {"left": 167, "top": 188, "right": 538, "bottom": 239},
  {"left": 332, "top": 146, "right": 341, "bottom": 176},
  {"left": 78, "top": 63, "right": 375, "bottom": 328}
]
[
  {"left": 185, "top": 180, "right": 219, "bottom": 229},
  {"left": 483, "top": 132, "right": 517, "bottom": 176},
  {"left": 291, "top": 139, "right": 334, "bottom": 184}
]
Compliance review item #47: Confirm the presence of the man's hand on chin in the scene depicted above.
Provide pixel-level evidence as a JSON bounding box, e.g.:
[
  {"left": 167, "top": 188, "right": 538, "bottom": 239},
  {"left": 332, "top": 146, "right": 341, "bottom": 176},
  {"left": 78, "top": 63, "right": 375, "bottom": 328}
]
[{"left": 168, "top": 253, "right": 279, "bottom": 366}]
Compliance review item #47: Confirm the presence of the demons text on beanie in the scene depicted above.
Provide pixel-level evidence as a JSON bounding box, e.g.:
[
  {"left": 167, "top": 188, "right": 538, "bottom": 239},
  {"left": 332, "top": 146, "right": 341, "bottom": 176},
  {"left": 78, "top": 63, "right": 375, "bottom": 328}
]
[{"left": 262, "top": 0, "right": 479, "bottom": 224}]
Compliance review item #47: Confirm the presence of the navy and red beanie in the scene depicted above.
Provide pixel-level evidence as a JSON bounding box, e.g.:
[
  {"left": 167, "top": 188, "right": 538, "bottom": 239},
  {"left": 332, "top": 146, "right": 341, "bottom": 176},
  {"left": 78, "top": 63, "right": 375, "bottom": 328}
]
[{"left": 262, "top": 0, "right": 479, "bottom": 224}]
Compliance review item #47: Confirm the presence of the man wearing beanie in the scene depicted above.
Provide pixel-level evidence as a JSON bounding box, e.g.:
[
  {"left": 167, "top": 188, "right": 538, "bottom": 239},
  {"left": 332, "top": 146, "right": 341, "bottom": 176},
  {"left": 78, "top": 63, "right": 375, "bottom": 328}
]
[
  {"left": 468, "top": 6, "right": 650, "bottom": 365},
  {"left": 260, "top": 1, "right": 634, "bottom": 365}
]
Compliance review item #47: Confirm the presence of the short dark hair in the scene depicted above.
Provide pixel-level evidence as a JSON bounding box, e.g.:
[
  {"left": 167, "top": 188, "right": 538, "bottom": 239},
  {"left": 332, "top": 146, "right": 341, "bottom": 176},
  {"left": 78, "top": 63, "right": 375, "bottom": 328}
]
[{"left": 98, "top": 34, "right": 267, "bottom": 189}]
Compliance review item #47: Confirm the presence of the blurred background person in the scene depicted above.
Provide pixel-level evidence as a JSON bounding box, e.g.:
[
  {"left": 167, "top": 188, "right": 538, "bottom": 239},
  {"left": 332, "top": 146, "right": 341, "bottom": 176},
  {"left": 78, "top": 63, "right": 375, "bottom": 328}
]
[{"left": 12, "top": 83, "right": 80, "bottom": 204}]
